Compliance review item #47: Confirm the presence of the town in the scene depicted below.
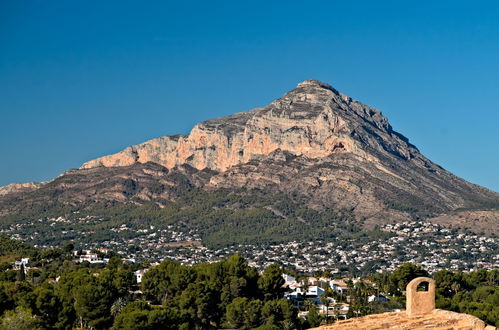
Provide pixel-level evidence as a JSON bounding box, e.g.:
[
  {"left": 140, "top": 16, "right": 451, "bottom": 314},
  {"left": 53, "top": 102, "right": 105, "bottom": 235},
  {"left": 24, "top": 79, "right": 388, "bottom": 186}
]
[
  {"left": 3, "top": 217, "right": 497, "bottom": 276},
  {"left": 3, "top": 219, "right": 498, "bottom": 327}
]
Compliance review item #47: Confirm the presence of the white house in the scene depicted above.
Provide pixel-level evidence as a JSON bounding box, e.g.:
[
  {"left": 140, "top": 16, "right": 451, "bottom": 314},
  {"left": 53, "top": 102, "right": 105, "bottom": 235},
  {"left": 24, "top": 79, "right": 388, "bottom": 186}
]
[
  {"left": 306, "top": 285, "right": 325, "bottom": 297},
  {"left": 14, "top": 257, "right": 30, "bottom": 268},
  {"left": 76, "top": 252, "right": 107, "bottom": 264},
  {"left": 134, "top": 269, "right": 149, "bottom": 284},
  {"left": 329, "top": 280, "right": 349, "bottom": 294},
  {"left": 78, "top": 253, "right": 99, "bottom": 263},
  {"left": 282, "top": 274, "right": 296, "bottom": 282},
  {"left": 368, "top": 295, "right": 388, "bottom": 303},
  {"left": 13, "top": 258, "right": 30, "bottom": 273}
]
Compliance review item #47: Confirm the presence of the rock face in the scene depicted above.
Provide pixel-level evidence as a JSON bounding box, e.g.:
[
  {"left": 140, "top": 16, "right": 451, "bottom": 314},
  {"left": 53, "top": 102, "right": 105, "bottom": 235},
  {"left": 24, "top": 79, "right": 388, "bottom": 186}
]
[{"left": 82, "top": 80, "right": 425, "bottom": 173}]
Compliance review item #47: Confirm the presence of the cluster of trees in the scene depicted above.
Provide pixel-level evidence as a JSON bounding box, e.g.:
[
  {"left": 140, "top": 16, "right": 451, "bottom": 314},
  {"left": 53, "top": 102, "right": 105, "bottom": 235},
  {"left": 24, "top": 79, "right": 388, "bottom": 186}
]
[
  {"left": 368, "top": 262, "right": 429, "bottom": 296},
  {"left": 434, "top": 269, "right": 498, "bottom": 327},
  {"left": 0, "top": 256, "right": 136, "bottom": 329},
  {"left": 0, "top": 235, "right": 36, "bottom": 262},
  {"left": 0, "top": 238, "right": 308, "bottom": 329},
  {"left": 137, "top": 255, "right": 303, "bottom": 329}
]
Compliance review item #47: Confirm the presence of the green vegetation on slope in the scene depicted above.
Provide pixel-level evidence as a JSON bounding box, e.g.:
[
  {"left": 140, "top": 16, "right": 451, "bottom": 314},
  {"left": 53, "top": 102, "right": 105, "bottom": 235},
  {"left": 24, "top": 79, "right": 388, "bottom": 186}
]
[
  {"left": 0, "top": 235, "right": 36, "bottom": 263},
  {"left": 0, "top": 189, "right": 361, "bottom": 249}
]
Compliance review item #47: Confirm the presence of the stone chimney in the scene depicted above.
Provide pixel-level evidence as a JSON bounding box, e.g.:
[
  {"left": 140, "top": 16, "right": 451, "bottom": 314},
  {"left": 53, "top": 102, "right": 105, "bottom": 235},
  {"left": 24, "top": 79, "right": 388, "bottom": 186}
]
[{"left": 406, "top": 277, "right": 436, "bottom": 315}]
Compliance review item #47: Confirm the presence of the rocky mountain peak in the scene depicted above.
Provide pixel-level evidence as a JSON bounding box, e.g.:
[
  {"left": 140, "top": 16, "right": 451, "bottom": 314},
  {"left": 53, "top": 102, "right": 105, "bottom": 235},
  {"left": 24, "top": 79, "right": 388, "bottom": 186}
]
[
  {"left": 275, "top": 79, "right": 342, "bottom": 107},
  {"left": 296, "top": 79, "right": 336, "bottom": 90},
  {"left": 81, "top": 80, "right": 424, "bottom": 172}
]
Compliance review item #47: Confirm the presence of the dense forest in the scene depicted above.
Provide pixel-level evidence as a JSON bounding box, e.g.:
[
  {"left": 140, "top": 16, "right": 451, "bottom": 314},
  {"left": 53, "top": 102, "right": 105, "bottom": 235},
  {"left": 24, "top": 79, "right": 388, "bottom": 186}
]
[{"left": 0, "top": 235, "right": 498, "bottom": 329}]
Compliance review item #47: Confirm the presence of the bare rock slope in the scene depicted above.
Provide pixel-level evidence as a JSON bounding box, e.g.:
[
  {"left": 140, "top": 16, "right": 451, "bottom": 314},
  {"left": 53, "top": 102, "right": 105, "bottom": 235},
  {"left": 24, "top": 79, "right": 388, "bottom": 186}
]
[{"left": 82, "top": 80, "right": 425, "bottom": 173}]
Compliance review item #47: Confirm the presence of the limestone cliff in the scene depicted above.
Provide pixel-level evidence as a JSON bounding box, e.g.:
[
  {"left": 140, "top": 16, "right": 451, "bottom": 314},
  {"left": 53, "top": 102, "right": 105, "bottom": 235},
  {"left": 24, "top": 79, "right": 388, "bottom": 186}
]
[{"left": 81, "top": 80, "right": 428, "bottom": 174}]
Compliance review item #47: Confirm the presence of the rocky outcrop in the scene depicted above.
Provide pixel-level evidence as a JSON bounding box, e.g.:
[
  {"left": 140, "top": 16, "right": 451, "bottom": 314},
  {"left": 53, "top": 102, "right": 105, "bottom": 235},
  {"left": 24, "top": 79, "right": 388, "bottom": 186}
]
[
  {"left": 0, "top": 182, "right": 43, "bottom": 196},
  {"left": 0, "top": 162, "right": 213, "bottom": 216},
  {"left": 81, "top": 80, "right": 428, "bottom": 174}
]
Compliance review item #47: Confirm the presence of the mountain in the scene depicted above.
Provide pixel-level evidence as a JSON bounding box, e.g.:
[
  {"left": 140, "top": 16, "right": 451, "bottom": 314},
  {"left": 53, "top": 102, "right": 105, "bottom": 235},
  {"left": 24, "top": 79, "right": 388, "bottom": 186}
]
[
  {"left": 82, "top": 79, "right": 426, "bottom": 173},
  {"left": 1, "top": 80, "right": 498, "bottom": 248}
]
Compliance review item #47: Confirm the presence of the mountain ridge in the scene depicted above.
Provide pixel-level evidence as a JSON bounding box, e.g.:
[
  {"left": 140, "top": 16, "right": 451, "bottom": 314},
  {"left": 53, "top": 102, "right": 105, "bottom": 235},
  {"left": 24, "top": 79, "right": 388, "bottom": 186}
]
[{"left": 80, "top": 80, "right": 430, "bottom": 173}]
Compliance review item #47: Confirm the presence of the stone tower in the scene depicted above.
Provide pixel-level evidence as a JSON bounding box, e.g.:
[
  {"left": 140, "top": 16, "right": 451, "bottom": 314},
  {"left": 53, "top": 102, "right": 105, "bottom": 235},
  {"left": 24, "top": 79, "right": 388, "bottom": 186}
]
[{"left": 406, "top": 276, "right": 436, "bottom": 315}]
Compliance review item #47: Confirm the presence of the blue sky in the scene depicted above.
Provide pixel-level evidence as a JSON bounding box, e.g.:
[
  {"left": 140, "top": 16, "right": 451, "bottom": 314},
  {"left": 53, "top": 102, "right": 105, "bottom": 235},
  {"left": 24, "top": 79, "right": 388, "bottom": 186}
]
[{"left": 1, "top": 0, "right": 498, "bottom": 192}]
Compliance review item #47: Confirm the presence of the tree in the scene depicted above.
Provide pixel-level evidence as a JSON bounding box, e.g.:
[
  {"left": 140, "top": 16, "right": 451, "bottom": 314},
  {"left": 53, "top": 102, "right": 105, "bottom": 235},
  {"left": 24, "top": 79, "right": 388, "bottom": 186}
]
[
  {"left": 53, "top": 269, "right": 93, "bottom": 329},
  {"left": 12, "top": 282, "right": 35, "bottom": 311},
  {"left": 17, "top": 264, "right": 25, "bottom": 282},
  {"left": 177, "top": 281, "right": 218, "bottom": 328},
  {"left": 261, "top": 299, "right": 298, "bottom": 329},
  {"left": 33, "top": 283, "right": 61, "bottom": 328},
  {"left": 111, "top": 297, "right": 129, "bottom": 317},
  {"left": 63, "top": 243, "right": 74, "bottom": 253},
  {"left": 224, "top": 297, "right": 263, "bottom": 329},
  {"left": 113, "top": 301, "right": 185, "bottom": 330},
  {"left": 74, "top": 282, "right": 114, "bottom": 329},
  {"left": 112, "top": 301, "right": 151, "bottom": 330},
  {"left": 258, "top": 264, "right": 284, "bottom": 300},
  {"left": 141, "top": 259, "right": 195, "bottom": 304},
  {"left": 224, "top": 297, "right": 249, "bottom": 329},
  {"left": 303, "top": 299, "right": 315, "bottom": 310},
  {"left": 389, "top": 263, "right": 428, "bottom": 296},
  {"left": 0, "top": 282, "right": 15, "bottom": 316},
  {"left": 349, "top": 281, "right": 373, "bottom": 317},
  {"left": 245, "top": 299, "right": 265, "bottom": 329},
  {"left": 0, "top": 307, "right": 43, "bottom": 329},
  {"left": 100, "top": 266, "right": 135, "bottom": 298},
  {"left": 306, "top": 304, "right": 322, "bottom": 328},
  {"left": 434, "top": 270, "right": 466, "bottom": 298},
  {"left": 486, "top": 270, "right": 498, "bottom": 287},
  {"left": 466, "top": 269, "right": 488, "bottom": 288}
]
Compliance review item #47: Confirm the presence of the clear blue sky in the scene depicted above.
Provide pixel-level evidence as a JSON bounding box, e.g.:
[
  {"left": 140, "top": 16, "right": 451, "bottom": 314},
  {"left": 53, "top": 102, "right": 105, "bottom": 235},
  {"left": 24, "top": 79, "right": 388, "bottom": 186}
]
[{"left": 1, "top": 0, "right": 498, "bottom": 192}]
